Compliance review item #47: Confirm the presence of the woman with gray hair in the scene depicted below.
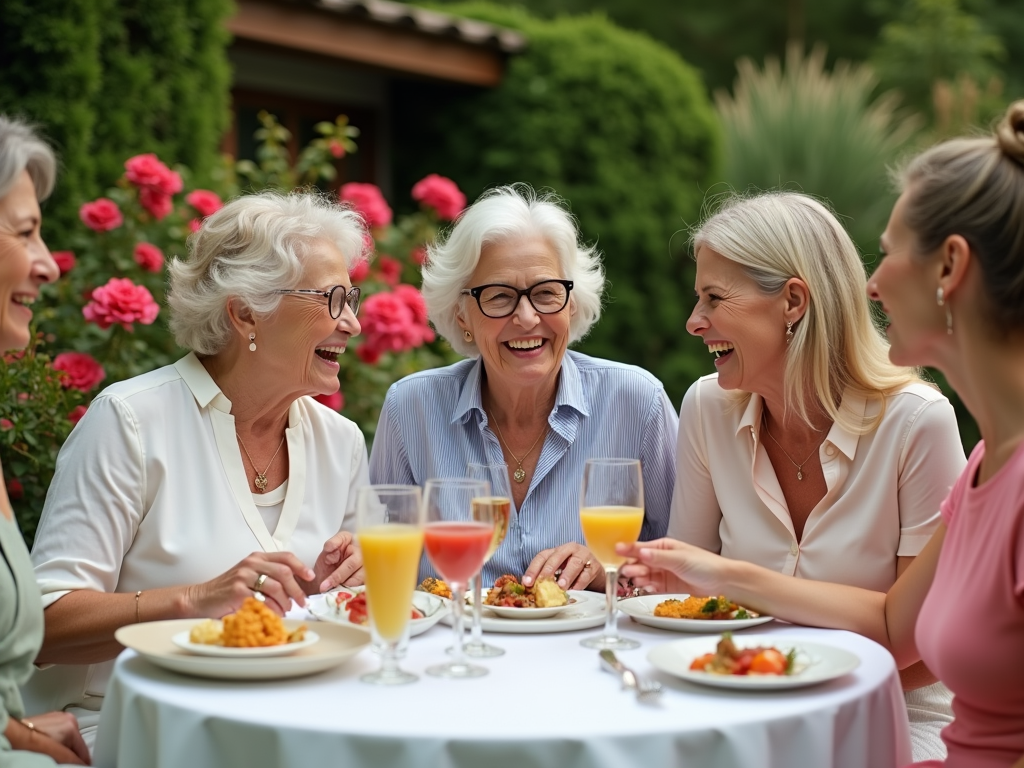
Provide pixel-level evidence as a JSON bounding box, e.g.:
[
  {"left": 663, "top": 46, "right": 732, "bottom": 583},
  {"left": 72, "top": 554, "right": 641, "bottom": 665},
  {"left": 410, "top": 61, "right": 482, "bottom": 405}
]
[
  {"left": 0, "top": 115, "right": 89, "bottom": 765},
  {"left": 27, "top": 190, "right": 369, "bottom": 746},
  {"left": 369, "top": 184, "right": 677, "bottom": 592}
]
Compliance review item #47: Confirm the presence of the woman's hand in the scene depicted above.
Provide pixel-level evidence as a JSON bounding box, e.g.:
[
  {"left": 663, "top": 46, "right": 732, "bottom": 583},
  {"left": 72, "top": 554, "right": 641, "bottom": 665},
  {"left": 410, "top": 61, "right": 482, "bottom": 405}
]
[
  {"left": 185, "top": 551, "right": 315, "bottom": 617},
  {"left": 312, "top": 531, "right": 364, "bottom": 593},
  {"left": 617, "top": 538, "right": 730, "bottom": 595},
  {"left": 522, "top": 543, "right": 604, "bottom": 591},
  {"left": 6, "top": 712, "right": 90, "bottom": 765}
]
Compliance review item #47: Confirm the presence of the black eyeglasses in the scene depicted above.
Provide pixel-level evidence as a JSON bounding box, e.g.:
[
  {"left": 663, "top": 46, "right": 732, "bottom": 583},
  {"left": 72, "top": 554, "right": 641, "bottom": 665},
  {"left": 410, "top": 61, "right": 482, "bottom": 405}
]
[
  {"left": 461, "top": 279, "right": 574, "bottom": 319},
  {"left": 275, "top": 286, "right": 361, "bottom": 318}
]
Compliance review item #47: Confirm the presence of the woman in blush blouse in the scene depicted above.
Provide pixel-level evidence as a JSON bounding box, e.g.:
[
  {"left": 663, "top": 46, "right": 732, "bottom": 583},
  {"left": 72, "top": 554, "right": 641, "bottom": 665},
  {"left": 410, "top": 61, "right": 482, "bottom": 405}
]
[
  {"left": 623, "top": 102, "right": 1024, "bottom": 768},
  {"left": 369, "top": 184, "right": 677, "bottom": 590},
  {"left": 666, "top": 191, "right": 965, "bottom": 761}
]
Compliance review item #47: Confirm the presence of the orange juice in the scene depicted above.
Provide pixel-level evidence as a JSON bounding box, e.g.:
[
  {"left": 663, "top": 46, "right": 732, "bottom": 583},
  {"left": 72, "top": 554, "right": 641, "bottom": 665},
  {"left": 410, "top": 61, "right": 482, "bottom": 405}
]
[
  {"left": 580, "top": 506, "right": 644, "bottom": 567},
  {"left": 471, "top": 497, "right": 511, "bottom": 558},
  {"left": 358, "top": 523, "right": 424, "bottom": 641}
]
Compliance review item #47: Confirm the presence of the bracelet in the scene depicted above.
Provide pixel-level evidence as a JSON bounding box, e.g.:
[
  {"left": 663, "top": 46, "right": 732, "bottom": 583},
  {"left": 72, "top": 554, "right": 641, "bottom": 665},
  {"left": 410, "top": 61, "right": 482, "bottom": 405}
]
[
  {"left": 135, "top": 590, "right": 142, "bottom": 624},
  {"left": 20, "top": 719, "right": 35, "bottom": 731}
]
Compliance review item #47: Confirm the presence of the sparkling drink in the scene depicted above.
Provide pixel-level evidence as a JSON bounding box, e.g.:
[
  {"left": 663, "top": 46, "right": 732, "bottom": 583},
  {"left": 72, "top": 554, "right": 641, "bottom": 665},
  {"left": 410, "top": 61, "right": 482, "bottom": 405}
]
[
  {"left": 472, "top": 496, "right": 511, "bottom": 558},
  {"left": 580, "top": 506, "right": 645, "bottom": 567},
  {"left": 358, "top": 523, "right": 425, "bottom": 642},
  {"left": 424, "top": 522, "right": 493, "bottom": 585}
]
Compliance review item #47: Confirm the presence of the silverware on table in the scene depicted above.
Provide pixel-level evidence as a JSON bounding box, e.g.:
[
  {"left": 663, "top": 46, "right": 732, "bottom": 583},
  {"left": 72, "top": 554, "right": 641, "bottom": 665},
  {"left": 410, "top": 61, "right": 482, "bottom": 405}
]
[{"left": 599, "top": 649, "right": 663, "bottom": 701}]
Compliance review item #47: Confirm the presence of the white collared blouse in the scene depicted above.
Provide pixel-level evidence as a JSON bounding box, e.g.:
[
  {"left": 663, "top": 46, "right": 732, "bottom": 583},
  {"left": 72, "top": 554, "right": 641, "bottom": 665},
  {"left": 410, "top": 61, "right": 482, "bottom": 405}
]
[
  {"left": 668, "top": 373, "right": 967, "bottom": 592},
  {"left": 29, "top": 353, "right": 368, "bottom": 706}
]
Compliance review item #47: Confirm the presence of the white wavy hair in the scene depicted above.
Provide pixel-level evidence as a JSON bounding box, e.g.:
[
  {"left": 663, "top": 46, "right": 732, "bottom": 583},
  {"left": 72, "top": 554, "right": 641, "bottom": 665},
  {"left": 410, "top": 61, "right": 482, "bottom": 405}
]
[
  {"left": 0, "top": 115, "right": 57, "bottom": 201},
  {"left": 422, "top": 184, "right": 605, "bottom": 357},
  {"left": 168, "top": 190, "right": 368, "bottom": 355}
]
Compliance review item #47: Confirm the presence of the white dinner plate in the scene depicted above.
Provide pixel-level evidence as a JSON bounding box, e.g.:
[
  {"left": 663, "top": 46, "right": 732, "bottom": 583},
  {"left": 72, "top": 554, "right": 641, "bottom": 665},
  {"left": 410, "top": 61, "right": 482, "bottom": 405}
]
[
  {"left": 172, "top": 630, "right": 319, "bottom": 657},
  {"left": 481, "top": 597, "right": 579, "bottom": 620},
  {"left": 307, "top": 589, "right": 447, "bottom": 637},
  {"left": 116, "top": 619, "right": 370, "bottom": 681},
  {"left": 441, "top": 590, "right": 607, "bottom": 634},
  {"left": 618, "top": 594, "right": 774, "bottom": 632},
  {"left": 647, "top": 634, "right": 860, "bottom": 691}
]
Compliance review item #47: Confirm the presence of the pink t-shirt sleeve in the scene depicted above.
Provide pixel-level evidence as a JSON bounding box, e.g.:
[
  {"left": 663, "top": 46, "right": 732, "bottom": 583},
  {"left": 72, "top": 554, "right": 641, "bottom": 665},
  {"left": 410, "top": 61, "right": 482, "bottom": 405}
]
[{"left": 939, "top": 441, "right": 984, "bottom": 527}]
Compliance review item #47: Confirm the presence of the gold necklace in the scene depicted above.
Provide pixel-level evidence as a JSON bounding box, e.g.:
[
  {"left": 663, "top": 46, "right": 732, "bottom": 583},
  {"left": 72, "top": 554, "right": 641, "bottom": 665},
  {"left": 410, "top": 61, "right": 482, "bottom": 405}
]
[
  {"left": 760, "top": 413, "right": 823, "bottom": 482},
  {"left": 237, "top": 434, "right": 287, "bottom": 493},
  {"left": 490, "top": 418, "right": 548, "bottom": 483}
]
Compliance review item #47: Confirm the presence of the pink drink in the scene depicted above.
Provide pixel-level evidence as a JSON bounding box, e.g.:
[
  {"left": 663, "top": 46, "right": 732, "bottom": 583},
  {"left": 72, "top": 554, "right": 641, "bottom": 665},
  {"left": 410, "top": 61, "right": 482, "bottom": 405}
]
[{"left": 424, "top": 522, "right": 493, "bottom": 584}]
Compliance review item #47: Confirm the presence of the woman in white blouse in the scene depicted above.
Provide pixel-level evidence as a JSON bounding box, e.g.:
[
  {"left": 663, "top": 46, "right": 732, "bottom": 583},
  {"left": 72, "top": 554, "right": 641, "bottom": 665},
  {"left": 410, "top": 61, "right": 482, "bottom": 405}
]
[
  {"left": 665, "top": 192, "right": 965, "bottom": 760},
  {"left": 26, "top": 191, "right": 370, "bottom": 745}
]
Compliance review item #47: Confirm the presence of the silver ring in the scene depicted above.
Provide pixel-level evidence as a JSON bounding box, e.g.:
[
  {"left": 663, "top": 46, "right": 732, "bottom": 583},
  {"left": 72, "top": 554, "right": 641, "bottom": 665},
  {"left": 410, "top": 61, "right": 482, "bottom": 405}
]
[{"left": 252, "top": 573, "right": 268, "bottom": 592}]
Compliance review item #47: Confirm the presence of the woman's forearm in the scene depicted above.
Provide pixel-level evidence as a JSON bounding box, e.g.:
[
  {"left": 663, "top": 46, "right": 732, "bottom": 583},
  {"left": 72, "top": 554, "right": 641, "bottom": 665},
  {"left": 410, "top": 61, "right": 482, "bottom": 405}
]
[
  {"left": 38, "top": 587, "right": 194, "bottom": 665},
  {"left": 3, "top": 718, "right": 85, "bottom": 765}
]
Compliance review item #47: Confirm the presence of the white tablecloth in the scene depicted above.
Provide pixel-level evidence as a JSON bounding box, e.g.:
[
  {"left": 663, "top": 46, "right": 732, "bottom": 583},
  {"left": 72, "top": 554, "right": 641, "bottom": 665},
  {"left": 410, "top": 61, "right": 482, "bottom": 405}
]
[{"left": 93, "top": 617, "right": 911, "bottom": 768}]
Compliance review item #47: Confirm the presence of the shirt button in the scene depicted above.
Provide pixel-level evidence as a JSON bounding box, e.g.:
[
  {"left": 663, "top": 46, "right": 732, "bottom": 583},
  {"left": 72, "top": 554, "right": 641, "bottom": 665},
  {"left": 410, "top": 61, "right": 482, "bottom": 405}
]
[
  {"left": 825, "top": 446, "right": 835, "bottom": 457},
  {"left": 790, "top": 542, "right": 799, "bottom": 556}
]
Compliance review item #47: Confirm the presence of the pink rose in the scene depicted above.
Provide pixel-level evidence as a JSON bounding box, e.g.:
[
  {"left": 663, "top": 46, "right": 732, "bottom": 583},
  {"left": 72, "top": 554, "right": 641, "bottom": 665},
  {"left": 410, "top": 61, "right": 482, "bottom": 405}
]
[
  {"left": 376, "top": 256, "right": 402, "bottom": 287},
  {"left": 340, "top": 183, "right": 392, "bottom": 228},
  {"left": 53, "top": 352, "right": 106, "bottom": 392},
  {"left": 79, "top": 198, "right": 123, "bottom": 232},
  {"left": 349, "top": 260, "right": 370, "bottom": 283},
  {"left": 5, "top": 478, "right": 23, "bottom": 500},
  {"left": 82, "top": 277, "right": 160, "bottom": 331},
  {"left": 356, "top": 344, "right": 381, "bottom": 365},
  {"left": 314, "top": 390, "right": 344, "bottom": 411},
  {"left": 124, "top": 154, "right": 182, "bottom": 195},
  {"left": 68, "top": 405, "right": 88, "bottom": 425},
  {"left": 411, "top": 174, "right": 466, "bottom": 221},
  {"left": 52, "top": 251, "right": 76, "bottom": 275},
  {"left": 410, "top": 246, "right": 427, "bottom": 266},
  {"left": 188, "top": 218, "right": 202, "bottom": 233},
  {"left": 133, "top": 242, "right": 164, "bottom": 272},
  {"left": 139, "top": 187, "right": 173, "bottom": 220},
  {"left": 0, "top": 418, "right": 12, "bottom": 431},
  {"left": 359, "top": 290, "right": 433, "bottom": 353},
  {"left": 393, "top": 284, "right": 430, "bottom": 327},
  {"left": 328, "top": 139, "right": 345, "bottom": 159},
  {"left": 185, "top": 189, "right": 222, "bottom": 218}
]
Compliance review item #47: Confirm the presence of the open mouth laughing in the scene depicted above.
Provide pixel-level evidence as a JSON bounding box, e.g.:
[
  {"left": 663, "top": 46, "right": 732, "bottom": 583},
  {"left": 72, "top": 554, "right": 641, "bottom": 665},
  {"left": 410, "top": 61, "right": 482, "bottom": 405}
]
[
  {"left": 505, "top": 337, "right": 545, "bottom": 351},
  {"left": 708, "top": 341, "right": 734, "bottom": 361},
  {"left": 315, "top": 345, "right": 345, "bottom": 363}
]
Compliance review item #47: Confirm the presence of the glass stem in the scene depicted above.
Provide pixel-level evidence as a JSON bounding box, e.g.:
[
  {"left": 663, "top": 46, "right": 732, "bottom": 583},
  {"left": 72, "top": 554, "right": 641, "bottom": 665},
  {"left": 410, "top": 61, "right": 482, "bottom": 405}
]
[
  {"left": 381, "top": 640, "right": 400, "bottom": 677},
  {"left": 451, "top": 582, "right": 467, "bottom": 665},
  {"left": 469, "top": 574, "right": 484, "bottom": 644},
  {"left": 602, "top": 566, "right": 618, "bottom": 638}
]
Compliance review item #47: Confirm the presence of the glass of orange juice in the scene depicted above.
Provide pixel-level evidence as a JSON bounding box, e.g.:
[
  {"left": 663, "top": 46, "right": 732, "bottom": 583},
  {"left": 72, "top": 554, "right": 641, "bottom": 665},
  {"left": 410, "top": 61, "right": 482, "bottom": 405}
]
[
  {"left": 356, "top": 485, "right": 425, "bottom": 685},
  {"left": 579, "top": 458, "right": 644, "bottom": 650}
]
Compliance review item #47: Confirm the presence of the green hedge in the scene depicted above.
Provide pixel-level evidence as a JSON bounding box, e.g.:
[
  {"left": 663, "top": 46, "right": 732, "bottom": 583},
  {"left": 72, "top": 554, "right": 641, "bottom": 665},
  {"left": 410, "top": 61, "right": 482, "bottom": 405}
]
[{"left": 395, "top": 5, "right": 722, "bottom": 405}]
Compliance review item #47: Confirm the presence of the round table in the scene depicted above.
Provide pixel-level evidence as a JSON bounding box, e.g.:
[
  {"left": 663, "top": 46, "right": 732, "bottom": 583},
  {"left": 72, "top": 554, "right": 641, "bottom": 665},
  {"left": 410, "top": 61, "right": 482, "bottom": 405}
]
[{"left": 93, "top": 616, "right": 911, "bottom": 768}]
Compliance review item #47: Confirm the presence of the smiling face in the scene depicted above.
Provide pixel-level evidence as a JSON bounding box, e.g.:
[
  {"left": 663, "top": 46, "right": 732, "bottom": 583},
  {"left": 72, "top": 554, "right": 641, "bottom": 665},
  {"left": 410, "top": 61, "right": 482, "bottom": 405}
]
[
  {"left": 0, "top": 170, "right": 59, "bottom": 351},
  {"left": 257, "top": 237, "right": 360, "bottom": 398},
  {"left": 686, "top": 246, "right": 791, "bottom": 394},
  {"left": 458, "top": 235, "right": 573, "bottom": 394},
  {"left": 869, "top": 190, "right": 946, "bottom": 368}
]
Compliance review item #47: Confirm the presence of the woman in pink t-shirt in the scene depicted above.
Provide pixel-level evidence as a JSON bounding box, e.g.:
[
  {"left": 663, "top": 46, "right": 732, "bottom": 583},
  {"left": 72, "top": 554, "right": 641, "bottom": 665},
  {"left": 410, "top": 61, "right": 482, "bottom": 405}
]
[{"left": 622, "top": 101, "right": 1024, "bottom": 768}]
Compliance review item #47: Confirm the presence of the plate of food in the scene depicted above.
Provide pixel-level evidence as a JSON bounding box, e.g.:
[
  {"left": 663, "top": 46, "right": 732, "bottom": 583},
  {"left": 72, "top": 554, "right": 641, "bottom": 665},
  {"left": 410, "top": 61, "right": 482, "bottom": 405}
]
[
  {"left": 478, "top": 574, "right": 578, "bottom": 620},
  {"left": 618, "top": 594, "right": 774, "bottom": 632},
  {"left": 647, "top": 632, "right": 860, "bottom": 690},
  {"left": 308, "top": 587, "right": 447, "bottom": 637}
]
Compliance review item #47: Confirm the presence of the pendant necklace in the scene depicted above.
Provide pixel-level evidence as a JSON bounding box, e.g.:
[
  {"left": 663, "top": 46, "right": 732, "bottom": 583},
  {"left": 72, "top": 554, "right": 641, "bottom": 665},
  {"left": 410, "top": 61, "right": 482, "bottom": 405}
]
[
  {"left": 760, "top": 412, "right": 823, "bottom": 482},
  {"left": 491, "top": 418, "right": 548, "bottom": 484},
  {"left": 237, "top": 434, "right": 287, "bottom": 493}
]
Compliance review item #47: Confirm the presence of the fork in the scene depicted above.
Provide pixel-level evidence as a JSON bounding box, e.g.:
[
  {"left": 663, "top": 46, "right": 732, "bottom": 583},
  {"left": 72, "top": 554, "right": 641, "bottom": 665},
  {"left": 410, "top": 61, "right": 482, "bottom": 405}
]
[{"left": 599, "top": 649, "right": 663, "bottom": 701}]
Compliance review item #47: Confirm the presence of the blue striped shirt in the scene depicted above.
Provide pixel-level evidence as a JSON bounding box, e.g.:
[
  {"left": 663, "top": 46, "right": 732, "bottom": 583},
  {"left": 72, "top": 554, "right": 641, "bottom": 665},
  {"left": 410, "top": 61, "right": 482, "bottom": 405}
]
[{"left": 368, "top": 351, "right": 678, "bottom": 584}]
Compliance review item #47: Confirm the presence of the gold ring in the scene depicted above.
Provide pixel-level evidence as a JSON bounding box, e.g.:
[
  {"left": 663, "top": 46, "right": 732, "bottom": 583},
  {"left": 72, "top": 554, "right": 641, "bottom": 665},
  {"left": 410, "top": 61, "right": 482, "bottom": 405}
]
[
  {"left": 253, "top": 573, "right": 268, "bottom": 592},
  {"left": 583, "top": 560, "right": 592, "bottom": 569}
]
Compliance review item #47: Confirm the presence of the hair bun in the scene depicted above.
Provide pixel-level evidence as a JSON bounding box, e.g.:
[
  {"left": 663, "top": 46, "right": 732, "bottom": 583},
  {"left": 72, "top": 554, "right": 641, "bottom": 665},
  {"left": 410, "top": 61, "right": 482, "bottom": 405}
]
[{"left": 995, "top": 100, "right": 1024, "bottom": 166}]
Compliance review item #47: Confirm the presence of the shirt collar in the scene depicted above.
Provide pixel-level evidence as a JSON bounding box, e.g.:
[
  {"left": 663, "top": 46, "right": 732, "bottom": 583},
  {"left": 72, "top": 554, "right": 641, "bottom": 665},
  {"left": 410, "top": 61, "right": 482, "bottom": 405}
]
[
  {"left": 737, "top": 389, "right": 864, "bottom": 461},
  {"left": 174, "top": 352, "right": 233, "bottom": 413}
]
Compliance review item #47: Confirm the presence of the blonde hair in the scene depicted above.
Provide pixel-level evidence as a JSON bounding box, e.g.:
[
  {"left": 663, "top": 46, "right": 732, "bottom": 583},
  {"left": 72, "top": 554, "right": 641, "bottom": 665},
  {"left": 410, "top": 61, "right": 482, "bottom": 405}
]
[
  {"left": 896, "top": 101, "right": 1024, "bottom": 330},
  {"left": 168, "top": 190, "right": 368, "bottom": 355},
  {"left": 692, "top": 191, "right": 921, "bottom": 433}
]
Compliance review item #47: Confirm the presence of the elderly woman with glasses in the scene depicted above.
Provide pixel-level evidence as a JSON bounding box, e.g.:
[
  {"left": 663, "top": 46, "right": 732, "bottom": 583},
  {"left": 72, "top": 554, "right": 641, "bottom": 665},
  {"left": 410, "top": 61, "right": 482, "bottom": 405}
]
[
  {"left": 369, "top": 184, "right": 678, "bottom": 591},
  {"left": 26, "top": 191, "right": 369, "bottom": 745}
]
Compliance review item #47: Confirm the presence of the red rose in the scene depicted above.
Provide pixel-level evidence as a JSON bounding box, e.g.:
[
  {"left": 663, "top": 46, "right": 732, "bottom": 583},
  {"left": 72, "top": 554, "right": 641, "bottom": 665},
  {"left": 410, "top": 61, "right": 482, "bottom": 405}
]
[
  {"left": 328, "top": 139, "right": 345, "bottom": 159},
  {"left": 124, "top": 154, "right": 182, "bottom": 195},
  {"left": 410, "top": 246, "right": 427, "bottom": 266},
  {"left": 359, "top": 290, "right": 433, "bottom": 353},
  {"left": 5, "top": 478, "right": 23, "bottom": 500},
  {"left": 139, "top": 187, "right": 173, "bottom": 220},
  {"left": 313, "top": 390, "right": 344, "bottom": 411},
  {"left": 411, "top": 174, "right": 466, "bottom": 221},
  {"left": 185, "top": 189, "right": 222, "bottom": 218},
  {"left": 0, "top": 418, "right": 12, "bottom": 431},
  {"left": 188, "top": 218, "right": 202, "bottom": 233},
  {"left": 79, "top": 198, "right": 123, "bottom": 232},
  {"left": 376, "top": 256, "right": 402, "bottom": 287},
  {"left": 53, "top": 352, "right": 106, "bottom": 391},
  {"left": 340, "top": 183, "right": 392, "bottom": 228},
  {"left": 68, "top": 405, "right": 88, "bottom": 425},
  {"left": 133, "top": 242, "right": 164, "bottom": 273},
  {"left": 82, "top": 277, "right": 160, "bottom": 331},
  {"left": 52, "top": 251, "right": 76, "bottom": 275},
  {"left": 393, "top": 284, "right": 430, "bottom": 326},
  {"left": 356, "top": 344, "right": 381, "bottom": 365},
  {"left": 349, "top": 260, "right": 370, "bottom": 283}
]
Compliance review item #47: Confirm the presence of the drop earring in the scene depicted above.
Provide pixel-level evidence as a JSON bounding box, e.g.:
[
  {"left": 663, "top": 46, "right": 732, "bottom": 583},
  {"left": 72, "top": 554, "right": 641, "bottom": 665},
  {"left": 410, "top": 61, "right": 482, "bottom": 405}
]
[
  {"left": 936, "top": 288, "right": 953, "bottom": 335},
  {"left": 463, "top": 330, "right": 473, "bottom": 343},
  {"left": 785, "top": 321, "right": 794, "bottom": 345},
  {"left": 248, "top": 333, "right": 257, "bottom": 352}
]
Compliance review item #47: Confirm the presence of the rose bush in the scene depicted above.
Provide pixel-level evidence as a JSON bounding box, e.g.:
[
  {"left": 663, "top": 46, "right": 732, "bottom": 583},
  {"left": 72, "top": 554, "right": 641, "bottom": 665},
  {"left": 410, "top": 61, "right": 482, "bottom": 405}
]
[{"left": 3, "top": 112, "right": 463, "bottom": 543}]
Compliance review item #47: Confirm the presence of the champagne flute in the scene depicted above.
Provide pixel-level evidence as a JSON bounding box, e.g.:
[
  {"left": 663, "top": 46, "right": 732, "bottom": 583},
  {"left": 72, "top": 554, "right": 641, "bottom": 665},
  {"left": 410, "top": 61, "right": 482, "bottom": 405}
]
[
  {"left": 356, "top": 485, "right": 425, "bottom": 685},
  {"left": 422, "top": 477, "right": 493, "bottom": 678},
  {"left": 462, "top": 462, "right": 512, "bottom": 658},
  {"left": 578, "top": 458, "right": 644, "bottom": 650}
]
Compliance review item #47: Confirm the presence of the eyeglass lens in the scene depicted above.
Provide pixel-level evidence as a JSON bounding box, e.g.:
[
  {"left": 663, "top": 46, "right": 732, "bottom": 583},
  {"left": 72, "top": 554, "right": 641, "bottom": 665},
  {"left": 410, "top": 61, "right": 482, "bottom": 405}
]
[
  {"left": 330, "top": 286, "right": 361, "bottom": 318},
  {"left": 478, "top": 281, "right": 568, "bottom": 317}
]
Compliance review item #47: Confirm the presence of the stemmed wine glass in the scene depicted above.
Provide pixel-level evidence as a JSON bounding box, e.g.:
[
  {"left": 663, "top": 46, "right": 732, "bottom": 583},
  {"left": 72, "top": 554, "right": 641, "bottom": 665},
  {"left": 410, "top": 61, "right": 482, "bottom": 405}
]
[
  {"left": 355, "top": 485, "right": 425, "bottom": 685},
  {"left": 422, "top": 477, "right": 494, "bottom": 678},
  {"left": 578, "top": 458, "right": 645, "bottom": 650},
  {"left": 462, "top": 463, "right": 512, "bottom": 658}
]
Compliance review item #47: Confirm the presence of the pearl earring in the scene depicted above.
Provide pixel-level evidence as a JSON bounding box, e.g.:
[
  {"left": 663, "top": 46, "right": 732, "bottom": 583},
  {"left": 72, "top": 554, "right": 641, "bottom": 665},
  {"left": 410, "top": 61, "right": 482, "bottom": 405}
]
[
  {"left": 248, "top": 333, "right": 257, "bottom": 352},
  {"left": 936, "top": 288, "right": 953, "bottom": 335},
  {"left": 463, "top": 330, "right": 473, "bottom": 343}
]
